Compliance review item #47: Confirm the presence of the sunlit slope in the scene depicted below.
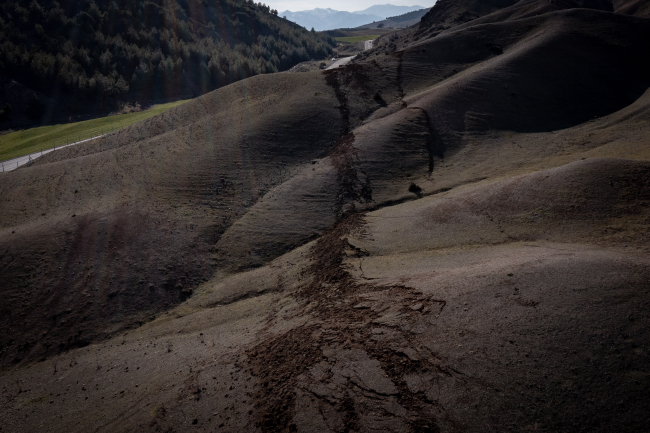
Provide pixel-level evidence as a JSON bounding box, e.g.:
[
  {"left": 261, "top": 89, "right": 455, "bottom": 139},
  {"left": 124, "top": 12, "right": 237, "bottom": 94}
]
[
  {"left": 0, "top": 101, "right": 188, "bottom": 161},
  {"left": 350, "top": 158, "right": 650, "bottom": 256},
  {"left": 1, "top": 158, "right": 648, "bottom": 432}
]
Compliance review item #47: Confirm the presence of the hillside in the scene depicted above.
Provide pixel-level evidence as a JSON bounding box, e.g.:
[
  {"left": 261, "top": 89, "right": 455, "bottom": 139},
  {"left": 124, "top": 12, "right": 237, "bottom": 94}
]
[
  {"left": 353, "top": 4, "right": 426, "bottom": 17},
  {"left": 1, "top": 0, "right": 650, "bottom": 431},
  {"left": 416, "top": 0, "right": 521, "bottom": 34},
  {"left": 355, "top": 8, "right": 429, "bottom": 29},
  {"left": 0, "top": 0, "right": 335, "bottom": 128},
  {"left": 368, "top": 0, "right": 616, "bottom": 53}
]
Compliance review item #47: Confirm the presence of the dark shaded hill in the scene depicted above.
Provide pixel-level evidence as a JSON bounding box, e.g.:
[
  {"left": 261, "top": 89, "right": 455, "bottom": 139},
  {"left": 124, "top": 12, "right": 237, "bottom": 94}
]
[
  {"left": 0, "top": 0, "right": 335, "bottom": 127},
  {"left": 416, "top": 0, "right": 520, "bottom": 34},
  {"left": 369, "top": 0, "right": 616, "bottom": 53},
  {"left": 386, "top": 7, "right": 430, "bottom": 23},
  {"left": 355, "top": 8, "right": 429, "bottom": 29},
  {"left": 426, "top": 0, "right": 614, "bottom": 36}
]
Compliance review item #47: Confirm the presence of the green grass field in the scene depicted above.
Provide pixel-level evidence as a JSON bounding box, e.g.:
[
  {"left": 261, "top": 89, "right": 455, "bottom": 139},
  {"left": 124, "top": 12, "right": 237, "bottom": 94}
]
[
  {"left": 334, "top": 35, "right": 379, "bottom": 44},
  {"left": 0, "top": 100, "right": 189, "bottom": 161}
]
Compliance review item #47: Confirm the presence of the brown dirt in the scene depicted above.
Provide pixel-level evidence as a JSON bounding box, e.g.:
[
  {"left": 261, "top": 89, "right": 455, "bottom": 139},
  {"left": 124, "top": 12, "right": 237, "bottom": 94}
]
[{"left": 247, "top": 214, "right": 444, "bottom": 432}]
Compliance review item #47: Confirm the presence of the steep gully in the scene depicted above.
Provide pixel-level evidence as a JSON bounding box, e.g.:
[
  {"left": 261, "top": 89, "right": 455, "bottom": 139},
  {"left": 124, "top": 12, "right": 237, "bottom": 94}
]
[{"left": 245, "top": 62, "right": 451, "bottom": 432}]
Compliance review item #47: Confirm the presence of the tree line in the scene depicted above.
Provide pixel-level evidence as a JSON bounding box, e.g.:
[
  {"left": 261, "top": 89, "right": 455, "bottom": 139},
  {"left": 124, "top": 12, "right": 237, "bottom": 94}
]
[{"left": 0, "top": 0, "right": 336, "bottom": 119}]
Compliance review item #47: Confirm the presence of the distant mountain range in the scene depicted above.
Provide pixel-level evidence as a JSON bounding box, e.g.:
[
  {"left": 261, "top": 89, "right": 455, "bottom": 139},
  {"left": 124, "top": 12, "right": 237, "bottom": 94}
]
[
  {"left": 355, "top": 4, "right": 426, "bottom": 17},
  {"left": 280, "top": 4, "right": 426, "bottom": 31}
]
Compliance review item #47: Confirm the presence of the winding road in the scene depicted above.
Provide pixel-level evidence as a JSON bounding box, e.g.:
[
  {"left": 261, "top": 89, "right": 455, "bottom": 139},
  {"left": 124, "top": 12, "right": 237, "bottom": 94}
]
[
  {"left": 326, "top": 38, "right": 375, "bottom": 70},
  {"left": 326, "top": 56, "right": 356, "bottom": 70},
  {"left": 0, "top": 134, "right": 105, "bottom": 173}
]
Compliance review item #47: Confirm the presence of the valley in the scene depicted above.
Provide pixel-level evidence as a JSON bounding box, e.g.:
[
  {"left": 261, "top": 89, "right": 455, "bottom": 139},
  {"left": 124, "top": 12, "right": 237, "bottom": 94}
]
[{"left": 1, "top": 0, "right": 649, "bottom": 431}]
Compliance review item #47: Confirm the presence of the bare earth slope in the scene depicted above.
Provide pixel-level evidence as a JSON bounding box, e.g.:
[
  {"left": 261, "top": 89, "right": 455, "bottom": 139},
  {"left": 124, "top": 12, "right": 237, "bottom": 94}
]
[
  {"left": 1, "top": 156, "right": 648, "bottom": 432},
  {"left": 614, "top": 0, "right": 650, "bottom": 16},
  {"left": 0, "top": 73, "right": 346, "bottom": 366},
  {"left": 416, "top": 0, "right": 520, "bottom": 35},
  {"left": 0, "top": 3, "right": 649, "bottom": 432},
  {"left": 430, "top": 0, "right": 614, "bottom": 36}
]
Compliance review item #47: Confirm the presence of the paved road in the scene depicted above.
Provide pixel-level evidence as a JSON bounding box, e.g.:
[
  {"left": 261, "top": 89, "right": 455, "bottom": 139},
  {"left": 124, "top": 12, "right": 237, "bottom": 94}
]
[
  {"left": 326, "top": 39, "right": 375, "bottom": 70},
  {"left": 326, "top": 56, "right": 356, "bottom": 70},
  {"left": 0, "top": 134, "right": 104, "bottom": 173}
]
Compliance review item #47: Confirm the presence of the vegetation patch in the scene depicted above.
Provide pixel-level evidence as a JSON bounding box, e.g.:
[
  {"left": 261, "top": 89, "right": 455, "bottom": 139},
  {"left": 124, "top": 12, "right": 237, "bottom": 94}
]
[
  {"left": 335, "top": 35, "right": 380, "bottom": 43},
  {"left": 0, "top": 100, "right": 188, "bottom": 161},
  {"left": 0, "top": 0, "right": 336, "bottom": 123}
]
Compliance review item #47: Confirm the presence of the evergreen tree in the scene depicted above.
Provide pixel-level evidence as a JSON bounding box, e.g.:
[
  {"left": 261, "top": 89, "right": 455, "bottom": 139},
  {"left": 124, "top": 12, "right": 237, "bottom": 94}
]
[{"left": 0, "top": 0, "right": 336, "bottom": 118}]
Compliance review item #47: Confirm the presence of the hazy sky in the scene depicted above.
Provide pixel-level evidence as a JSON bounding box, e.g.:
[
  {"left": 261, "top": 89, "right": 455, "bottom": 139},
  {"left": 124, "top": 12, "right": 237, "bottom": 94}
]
[{"left": 267, "top": 0, "right": 436, "bottom": 13}]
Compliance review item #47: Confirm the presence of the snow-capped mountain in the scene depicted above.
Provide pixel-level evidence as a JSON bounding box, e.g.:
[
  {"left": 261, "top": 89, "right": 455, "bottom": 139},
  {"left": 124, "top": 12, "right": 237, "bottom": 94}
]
[{"left": 280, "top": 4, "right": 425, "bottom": 30}]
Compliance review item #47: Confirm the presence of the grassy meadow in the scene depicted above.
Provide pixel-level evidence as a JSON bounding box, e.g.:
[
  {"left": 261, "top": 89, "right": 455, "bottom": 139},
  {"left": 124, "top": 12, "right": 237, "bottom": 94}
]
[
  {"left": 0, "top": 100, "right": 189, "bottom": 161},
  {"left": 335, "top": 35, "right": 379, "bottom": 43}
]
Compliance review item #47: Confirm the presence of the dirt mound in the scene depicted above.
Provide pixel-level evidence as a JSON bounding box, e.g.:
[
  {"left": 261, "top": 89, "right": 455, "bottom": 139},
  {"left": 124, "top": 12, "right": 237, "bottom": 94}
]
[{"left": 0, "top": 52, "right": 411, "bottom": 366}]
